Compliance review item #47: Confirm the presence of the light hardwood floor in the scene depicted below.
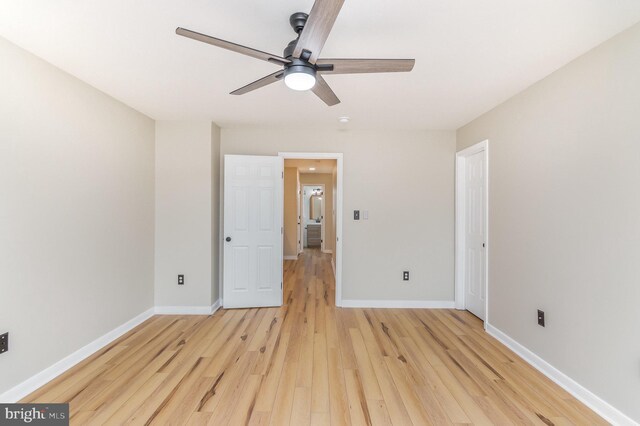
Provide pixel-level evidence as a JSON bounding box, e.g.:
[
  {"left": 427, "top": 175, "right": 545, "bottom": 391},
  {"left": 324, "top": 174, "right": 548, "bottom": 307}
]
[{"left": 23, "top": 249, "right": 605, "bottom": 425}]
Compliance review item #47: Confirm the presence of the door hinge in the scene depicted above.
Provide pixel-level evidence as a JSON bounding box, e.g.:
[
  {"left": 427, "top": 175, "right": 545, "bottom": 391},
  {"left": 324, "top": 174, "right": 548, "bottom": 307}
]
[
  {"left": 282, "top": 171, "right": 284, "bottom": 178},
  {"left": 281, "top": 227, "right": 283, "bottom": 234},
  {"left": 281, "top": 282, "right": 283, "bottom": 289}
]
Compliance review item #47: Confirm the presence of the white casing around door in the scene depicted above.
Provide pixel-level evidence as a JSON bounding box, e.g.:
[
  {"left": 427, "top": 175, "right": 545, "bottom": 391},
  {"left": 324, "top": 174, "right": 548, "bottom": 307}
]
[
  {"left": 464, "top": 150, "right": 486, "bottom": 319},
  {"left": 223, "top": 155, "right": 283, "bottom": 308},
  {"left": 297, "top": 169, "right": 302, "bottom": 254}
]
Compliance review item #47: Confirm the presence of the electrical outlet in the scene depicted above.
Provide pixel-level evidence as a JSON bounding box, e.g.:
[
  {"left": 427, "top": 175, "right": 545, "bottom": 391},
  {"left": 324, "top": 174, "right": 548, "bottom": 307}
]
[
  {"left": 178, "top": 275, "right": 185, "bottom": 285},
  {"left": 403, "top": 271, "right": 410, "bottom": 281},
  {"left": 537, "top": 309, "right": 545, "bottom": 327},
  {"left": 0, "top": 332, "right": 8, "bottom": 354}
]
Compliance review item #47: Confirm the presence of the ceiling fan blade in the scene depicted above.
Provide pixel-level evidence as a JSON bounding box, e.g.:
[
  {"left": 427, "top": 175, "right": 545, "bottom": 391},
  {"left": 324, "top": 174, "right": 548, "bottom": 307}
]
[
  {"left": 316, "top": 58, "right": 415, "bottom": 74},
  {"left": 230, "top": 71, "right": 284, "bottom": 95},
  {"left": 311, "top": 75, "right": 340, "bottom": 106},
  {"left": 176, "top": 27, "right": 290, "bottom": 66},
  {"left": 293, "top": 0, "right": 345, "bottom": 64}
]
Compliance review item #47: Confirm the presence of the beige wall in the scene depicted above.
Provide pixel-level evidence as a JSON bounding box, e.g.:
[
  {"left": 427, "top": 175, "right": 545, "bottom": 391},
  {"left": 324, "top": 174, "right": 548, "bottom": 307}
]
[
  {"left": 300, "top": 173, "right": 335, "bottom": 254},
  {"left": 283, "top": 167, "right": 299, "bottom": 257},
  {"left": 221, "top": 128, "right": 456, "bottom": 302},
  {"left": 0, "top": 36, "right": 155, "bottom": 395},
  {"left": 457, "top": 23, "right": 640, "bottom": 422},
  {"left": 155, "top": 121, "right": 219, "bottom": 307}
]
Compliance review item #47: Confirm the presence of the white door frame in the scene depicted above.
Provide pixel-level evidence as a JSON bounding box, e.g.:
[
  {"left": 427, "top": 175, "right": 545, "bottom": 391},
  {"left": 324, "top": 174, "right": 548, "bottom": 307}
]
[
  {"left": 302, "top": 183, "right": 326, "bottom": 252},
  {"left": 455, "top": 140, "right": 489, "bottom": 326},
  {"left": 297, "top": 170, "right": 303, "bottom": 255},
  {"left": 279, "top": 152, "right": 343, "bottom": 307}
]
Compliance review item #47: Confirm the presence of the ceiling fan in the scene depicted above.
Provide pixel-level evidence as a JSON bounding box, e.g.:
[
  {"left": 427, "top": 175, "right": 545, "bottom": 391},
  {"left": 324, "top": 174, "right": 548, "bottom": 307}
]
[{"left": 176, "top": 0, "right": 415, "bottom": 106}]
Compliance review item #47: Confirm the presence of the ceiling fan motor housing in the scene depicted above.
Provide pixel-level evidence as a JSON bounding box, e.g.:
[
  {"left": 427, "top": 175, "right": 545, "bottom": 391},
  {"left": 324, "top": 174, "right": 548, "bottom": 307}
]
[{"left": 283, "top": 39, "right": 317, "bottom": 79}]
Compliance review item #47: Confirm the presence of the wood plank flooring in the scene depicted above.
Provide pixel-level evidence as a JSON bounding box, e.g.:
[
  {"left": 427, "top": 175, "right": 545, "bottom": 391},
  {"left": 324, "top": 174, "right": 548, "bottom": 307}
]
[{"left": 23, "top": 249, "right": 606, "bottom": 425}]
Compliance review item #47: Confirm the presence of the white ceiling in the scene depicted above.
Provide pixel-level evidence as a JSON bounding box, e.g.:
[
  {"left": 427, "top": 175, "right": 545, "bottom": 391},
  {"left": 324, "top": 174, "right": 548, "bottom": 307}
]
[{"left": 1, "top": 1, "right": 639, "bottom": 130}]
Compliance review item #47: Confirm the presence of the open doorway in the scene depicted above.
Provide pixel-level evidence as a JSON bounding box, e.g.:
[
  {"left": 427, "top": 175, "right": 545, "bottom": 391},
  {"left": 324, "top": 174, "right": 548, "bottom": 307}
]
[
  {"left": 280, "top": 153, "right": 343, "bottom": 306},
  {"left": 302, "top": 184, "right": 325, "bottom": 251}
]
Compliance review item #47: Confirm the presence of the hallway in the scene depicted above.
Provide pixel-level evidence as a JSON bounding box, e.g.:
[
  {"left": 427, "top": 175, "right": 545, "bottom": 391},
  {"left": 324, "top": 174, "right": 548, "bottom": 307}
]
[{"left": 22, "top": 249, "right": 604, "bottom": 424}]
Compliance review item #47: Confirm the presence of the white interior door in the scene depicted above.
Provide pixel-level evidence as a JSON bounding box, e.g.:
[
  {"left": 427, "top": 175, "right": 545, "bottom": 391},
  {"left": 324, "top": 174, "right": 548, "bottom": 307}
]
[
  {"left": 464, "top": 150, "right": 486, "bottom": 319},
  {"left": 223, "top": 155, "right": 283, "bottom": 308}
]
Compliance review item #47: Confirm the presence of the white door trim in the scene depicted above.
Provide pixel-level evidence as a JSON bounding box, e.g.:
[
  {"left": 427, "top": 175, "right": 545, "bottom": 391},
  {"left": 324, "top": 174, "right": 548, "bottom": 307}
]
[
  {"left": 302, "top": 183, "right": 326, "bottom": 251},
  {"left": 279, "top": 152, "right": 343, "bottom": 307},
  {"left": 455, "top": 140, "right": 489, "bottom": 325},
  {"left": 297, "top": 170, "right": 303, "bottom": 255}
]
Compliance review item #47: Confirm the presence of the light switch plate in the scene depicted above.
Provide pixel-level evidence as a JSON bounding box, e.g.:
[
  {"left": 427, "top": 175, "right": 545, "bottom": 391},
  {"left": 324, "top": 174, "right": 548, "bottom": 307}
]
[{"left": 363, "top": 210, "right": 369, "bottom": 220}]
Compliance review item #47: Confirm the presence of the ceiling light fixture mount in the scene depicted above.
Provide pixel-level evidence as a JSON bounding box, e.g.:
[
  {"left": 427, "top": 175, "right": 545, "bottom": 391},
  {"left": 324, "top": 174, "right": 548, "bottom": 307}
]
[{"left": 338, "top": 116, "right": 350, "bottom": 123}]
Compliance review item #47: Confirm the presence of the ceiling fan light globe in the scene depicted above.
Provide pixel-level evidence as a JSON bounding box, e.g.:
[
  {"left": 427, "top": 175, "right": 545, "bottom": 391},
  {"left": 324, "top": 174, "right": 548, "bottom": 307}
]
[{"left": 284, "top": 72, "right": 316, "bottom": 91}]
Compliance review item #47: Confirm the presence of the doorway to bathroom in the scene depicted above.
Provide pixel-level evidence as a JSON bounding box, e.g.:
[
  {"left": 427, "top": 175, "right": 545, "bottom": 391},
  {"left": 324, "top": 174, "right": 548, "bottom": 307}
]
[{"left": 302, "top": 184, "right": 325, "bottom": 251}]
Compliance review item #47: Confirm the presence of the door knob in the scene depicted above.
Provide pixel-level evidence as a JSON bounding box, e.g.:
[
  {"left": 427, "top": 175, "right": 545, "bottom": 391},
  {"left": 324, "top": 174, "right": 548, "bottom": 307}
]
[{"left": 225, "top": 237, "right": 232, "bottom": 242}]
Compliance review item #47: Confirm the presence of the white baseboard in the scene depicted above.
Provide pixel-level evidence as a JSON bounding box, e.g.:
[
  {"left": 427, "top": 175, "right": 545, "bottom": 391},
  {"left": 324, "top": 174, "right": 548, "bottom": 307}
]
[
  {"left": 486, "top": 323, "right": 637, "bottom": 426},
  {"left": 340, "top": 299, "right": 456, "bottom": 309},
  {"left": 284, "top": 255, "right": 298, "bottom": 260},
  {"left": 0, "top": 299, "right": 224, "bottom": 403},
  {"left": 0, "top": 308, "right": 155, "bottom": 403},
  {"left": 154, "top": 299, "right": 221, "bottom": 315},
  {"left": 322, "top": 249, "right": 333, "bottom": 254}
]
